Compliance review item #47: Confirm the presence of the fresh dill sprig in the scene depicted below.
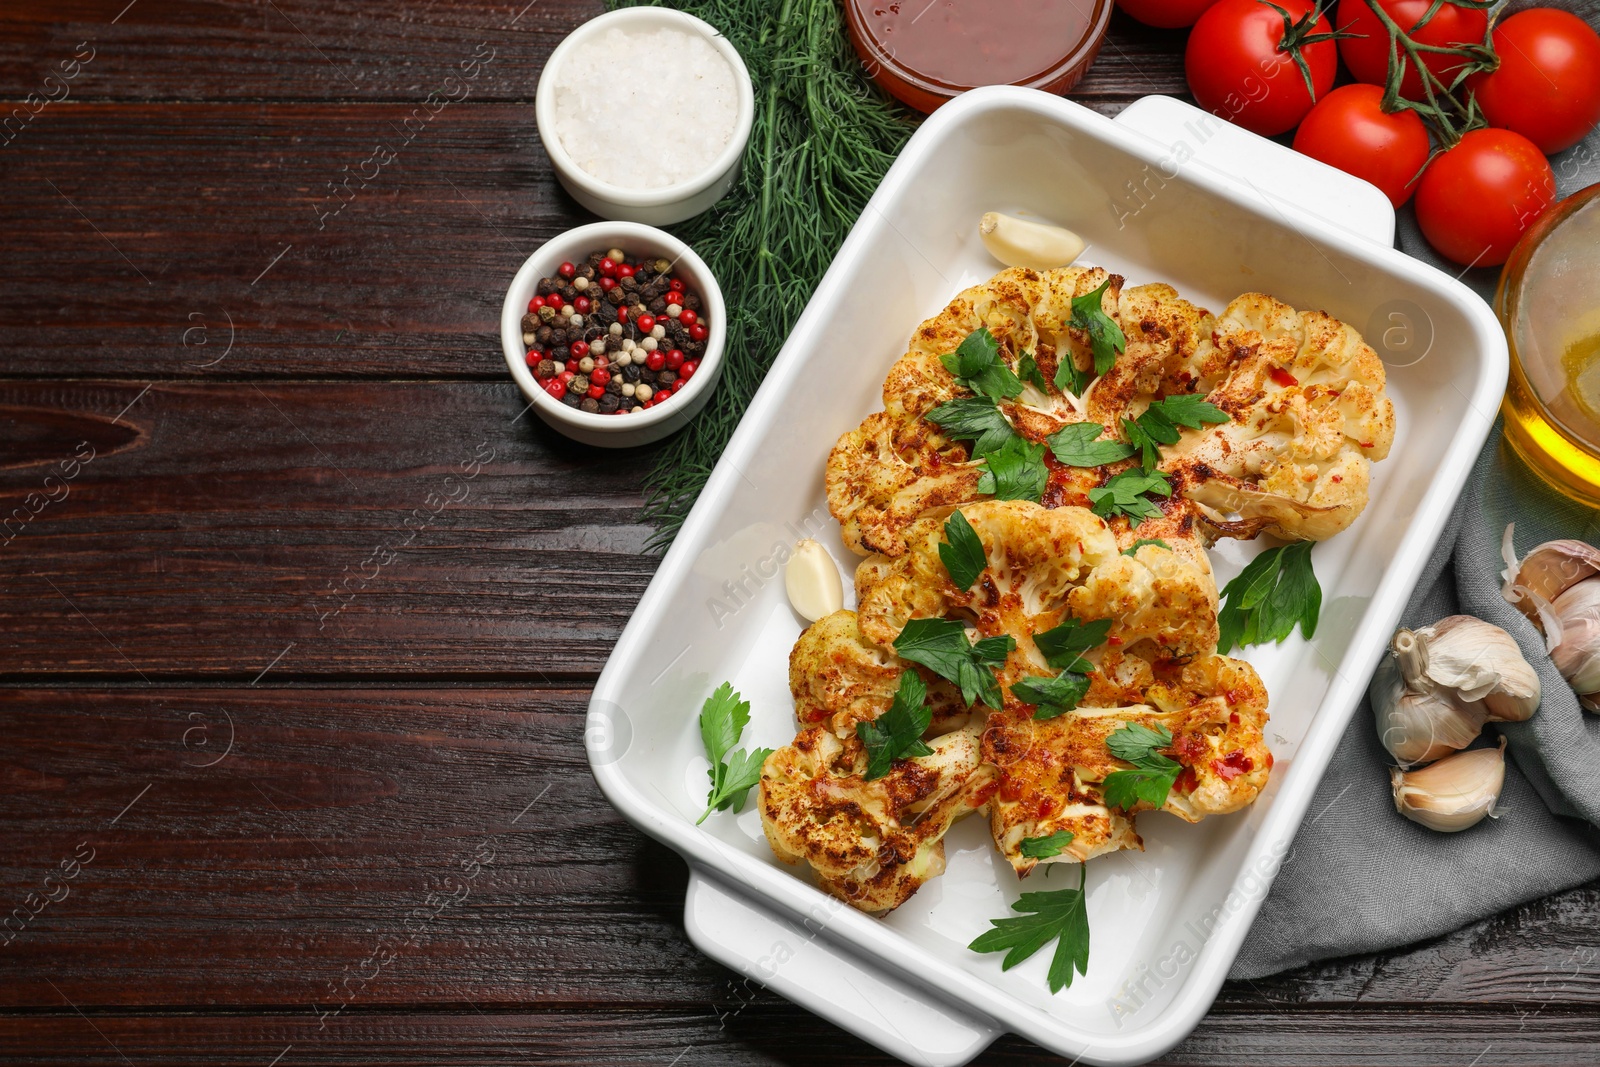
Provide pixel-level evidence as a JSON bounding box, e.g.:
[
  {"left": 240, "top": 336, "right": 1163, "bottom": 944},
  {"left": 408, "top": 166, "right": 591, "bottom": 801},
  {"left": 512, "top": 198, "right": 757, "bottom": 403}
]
[{"left": 607, "top": 0, "right": 917, "bottom": 550}]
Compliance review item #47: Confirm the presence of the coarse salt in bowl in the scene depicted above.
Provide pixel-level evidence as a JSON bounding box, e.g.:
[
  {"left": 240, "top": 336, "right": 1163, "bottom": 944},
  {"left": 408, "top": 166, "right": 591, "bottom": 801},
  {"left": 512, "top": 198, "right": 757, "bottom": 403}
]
[{"left": 536, "top": 9, "right": 755, "bottom": 225}]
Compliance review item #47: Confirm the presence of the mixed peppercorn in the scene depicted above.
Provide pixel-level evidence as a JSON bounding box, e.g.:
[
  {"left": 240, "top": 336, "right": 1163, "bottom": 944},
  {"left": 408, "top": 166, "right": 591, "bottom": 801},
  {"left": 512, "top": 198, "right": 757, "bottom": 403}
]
[{"left": 522, "top": 246, "right": 710, "bottom": 415}]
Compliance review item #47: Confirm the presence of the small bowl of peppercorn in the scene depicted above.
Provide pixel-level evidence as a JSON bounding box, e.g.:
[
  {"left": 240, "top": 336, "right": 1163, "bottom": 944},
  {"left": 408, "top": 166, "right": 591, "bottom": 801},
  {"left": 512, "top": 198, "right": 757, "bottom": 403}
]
[{"left": 501, "top": 220, "right": 725, "bottom": 448}]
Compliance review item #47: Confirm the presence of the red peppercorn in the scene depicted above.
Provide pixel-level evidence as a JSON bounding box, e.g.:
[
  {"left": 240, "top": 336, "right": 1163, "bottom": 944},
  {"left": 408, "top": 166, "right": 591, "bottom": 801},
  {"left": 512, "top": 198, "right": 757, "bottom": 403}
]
[
  {"left": 689, "top": 323, "right": 708, "bottom": 342},
  {"left": 680, "top": 359, "right": 698, "bottom": 380},
  {"left": 525, "top": 351, "right": 542, "bottom": 367},
  {"left": 587, "top": 384, "right": 605, "bottom": 400},
  {"left": 599, "top": 276, "right": 617, "bottom": 291},
  {"left": 645, "top": 350, "right": 666, "bottom": 371},
  {"left": 655, "top": 389, "right": 672, "bottom": 403},
  {"left": 590, "top": 367, "right": 610, "bottom": 386},
  {"left": 666, "top": 348, "right": 684, "bottom": 370},
  {"left": 617, "top": 264, "right": 636, "bottom": 279},
  {"left": 558, "top": 261, "right": 575, "bottom": 278},
  {"left": 599, "top": 257, "right": 618, "bottom": 277},
  {"left": 546, "top": 293, "right": 565, "bottom": 311},
  {"left": 528, "top": 295, "right": 546, "bottom": 312},
  {"left": 569, "top": 340, "right": 588, "bottom": 359},
  {"left": 678, "top": 308, "right": 697, "bottom": 326},
  {"left": 612, "top": 409, "right": 628, "bottom": 416},
  {"left": 574, "top": 295, "right": 592, "bottom": 314},
  {"left": 636, "top": 314, "right": 657, "bottom": 333},
  {"left": 617, "top": 306, "right": 629, "bottom": 323},
  {"left": 545, "top": 380, "right": 566, "bottom": 400},
  {"left": 668, "top": 277, "right": 684, "bottom": 291},
  {"left": 559, "top": 369, "right": 576, "bottom": 383}
]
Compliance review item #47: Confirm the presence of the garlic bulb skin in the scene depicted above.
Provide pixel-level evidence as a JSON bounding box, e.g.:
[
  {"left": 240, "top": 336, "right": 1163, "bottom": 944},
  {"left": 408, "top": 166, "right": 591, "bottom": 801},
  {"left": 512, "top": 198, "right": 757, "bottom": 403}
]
[
  {"left": 784, "top": 539, "right": 844, "bottom": 623},
  {"left": 1371, "top": 653, "right": 1489, "bottom": 766},
  {"left": 978, "top": 212, "right": 1085, "bottom": 272},
  {"left": 1391, "top": 738, "right": 1507, "bottom": 832},
  {"left": 1549, "top": 580, "right": 1600, "bottom": 711},
  {"left": 1503, "top": 533, "right": 1600, "bottom": 611},
  {"left": 1403, "top": 616, "right": 1541, "bottom": 722}
]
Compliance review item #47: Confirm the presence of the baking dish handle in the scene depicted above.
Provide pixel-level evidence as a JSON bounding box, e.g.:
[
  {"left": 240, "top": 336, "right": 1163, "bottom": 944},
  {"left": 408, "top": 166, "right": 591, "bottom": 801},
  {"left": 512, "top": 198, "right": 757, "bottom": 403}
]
[
  {"left": 1112, "top": 94, "right": 1398, "bottom": 248},
  {"left": 684, "top": 869, "right": 1000, "bottom": 1066}
]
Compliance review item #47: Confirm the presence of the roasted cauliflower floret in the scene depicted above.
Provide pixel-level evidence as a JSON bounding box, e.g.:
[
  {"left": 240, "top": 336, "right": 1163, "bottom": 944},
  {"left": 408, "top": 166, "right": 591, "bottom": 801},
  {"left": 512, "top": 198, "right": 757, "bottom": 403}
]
[
  {"left": 789, "top": 609, "right": 972, "bottom": 740},
  {"left": 1161, "top": 293, "right": 1396, "bottom": 542},
  {"left": 984, "top": 652, "right": 1271, "bottom": 876},
  {"left": 759, "top": 724, "right": 996, "bottom": 913},
  {"left": 853, "top": 500, "right": 1218, "bottom": 669}
]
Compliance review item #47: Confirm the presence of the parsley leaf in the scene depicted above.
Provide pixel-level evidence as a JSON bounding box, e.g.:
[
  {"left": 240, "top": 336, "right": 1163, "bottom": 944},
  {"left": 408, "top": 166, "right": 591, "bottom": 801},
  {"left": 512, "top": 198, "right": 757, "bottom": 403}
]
[
  {"left": 1045, "top": 422, "right": 1136, "bottom": 468},
  {"left": 1017, "top": 351, "right": 1049, "bottom": 393},
  {"left": 1033, "top": 617, "right": 1112, "bottom": 672},
  {"left": 968, "top": 865, "right": 1090, "bottom": 993},
  {"left": 1011, "top": 670, "right": 1092, "bottom": 720},
  {"left": 1122, "top": 394, "right": 1230, "bottom": 468},
  {"left": 926, "top": 396, "right": 1017, "bottom": 457},
  {"left": 940, "top": 327, "right": 1023, "bottom": 401},
  {"left": 1019, "top": 829, "right": 1076, "bottom": 859},
  {"left": 855, "top": 670, "right": 934, "bottom": 779},
  {"left": 1122, "top": 538, "right": 1171, "bottom": 556},
  {"left": 1070, "top": 278, "right": 1126, "bottom": 377},
  {"left": 1055, "top": 355, "right": 1093, "bottom": 397},
  {"left": 1088, "top": 468, "right": 1172, "bottom": 523},
  {"left": 977, "top": 435, "right": 1048, "bottom": 502},
  {"left": 1101, "top": 722, "right": 1182, "bottom": 811},
  {"left": 893, "top": 618, "right": 1015, "bottom": 710},
  {"left": 697, "top": 683, "right": 776, "bottom": 824},
  {"left": 1217, "top": 541, "right": 1321, "bottom": 654},
  {"left": 938, "top": 510, "right": 987, "bottom": 591}
]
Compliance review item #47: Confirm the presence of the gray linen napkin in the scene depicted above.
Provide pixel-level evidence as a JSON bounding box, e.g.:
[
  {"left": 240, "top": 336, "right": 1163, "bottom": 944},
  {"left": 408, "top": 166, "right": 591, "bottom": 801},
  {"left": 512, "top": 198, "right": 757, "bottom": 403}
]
[{"left": 1231, "top": 14, "right": 1600, "bottom": 976}]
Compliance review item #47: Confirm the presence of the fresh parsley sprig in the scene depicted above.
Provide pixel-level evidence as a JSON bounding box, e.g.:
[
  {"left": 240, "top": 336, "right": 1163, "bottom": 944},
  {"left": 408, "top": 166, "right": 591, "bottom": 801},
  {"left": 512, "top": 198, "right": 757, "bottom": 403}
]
[
  {"left": 1071, "top": 278, "right": 1127, "bottom": 376},
  {"left": 1101, "top": 722, "right": 1183, "bottom": 811},
  {"left": 976, "top": 436, "right": 1048, "bottom": 502},
  {"left": 1217, "top": 541, "right": 1321, "bottom": 654},
  {"left": 1011, "top": 671, "right": 1091, "bottom": 720},
  {"left": 1088, "top": 468, "right": 1172, "bottom": 523},
  {"left": 926, "top": 396, "right": 1017, "bottom": 457},
  {"left": 1017, "top": 351, "right": 1049, "bottom": 393},
  {"left": 856, "top": 670, "right": 934, "bottom": 779},
  {"left": 1122, "top": 395, "right": 1230, "bottom": 469},
  {"left": 1012, "top": 617, "right": 1111, "bottom": 719},
  {"left": 968, "top": 865, "right": 1090, "bottom": 993},
  {"left": 941, "top": 327, "right": 1023, "bottom": 401},
  {"left": 938, "top": 510, "right": 986, "bottom": 591},
  {"left": 1019, "top": 829, "right": 1076, "bottom": 859},
  {"left": 697, "top": 683, "right": 775, "bottom": 825},
  {"left": 893, "top": 618, "right": 1015, "bottom": 710},
  {"left": 1045, "top": 422, "right": 1136, "bottom": 468}
]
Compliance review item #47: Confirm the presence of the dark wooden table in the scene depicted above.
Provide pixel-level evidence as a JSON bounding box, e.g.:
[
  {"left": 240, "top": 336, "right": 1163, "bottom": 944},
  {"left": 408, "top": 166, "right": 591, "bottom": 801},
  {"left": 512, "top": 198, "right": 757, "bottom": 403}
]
[{"left": 1, "top": 3, "right": 1595, "bottom": 1064}]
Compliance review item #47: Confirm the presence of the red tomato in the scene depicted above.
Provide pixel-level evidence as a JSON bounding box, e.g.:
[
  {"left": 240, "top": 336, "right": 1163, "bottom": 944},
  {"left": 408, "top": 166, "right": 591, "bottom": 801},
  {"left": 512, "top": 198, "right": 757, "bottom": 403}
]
[
  {"left": 1116, "top": 0, "right": 1219, "bottom": 29},
  {"left": 1185, "top": 0, "right": 1338, "bottom": 136},
  {"left": 1292, "top": 84, "right": 1431, "bottom": 207},
  {"left": 1468, "top": 9, "right": 1600, "bottom": 153},
  {"left": 1414, "top": 128, "right": 1556, "bottom": 268},
  {"left": 1336, "top": 0, "right": 1489, "bottom": 100}
]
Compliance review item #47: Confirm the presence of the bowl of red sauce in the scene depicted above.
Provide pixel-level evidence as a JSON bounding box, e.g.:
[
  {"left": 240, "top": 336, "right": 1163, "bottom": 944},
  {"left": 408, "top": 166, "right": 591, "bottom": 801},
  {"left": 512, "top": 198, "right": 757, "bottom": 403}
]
[{"left": 844, "top": 0, "right": 1113, "bottom": 113}]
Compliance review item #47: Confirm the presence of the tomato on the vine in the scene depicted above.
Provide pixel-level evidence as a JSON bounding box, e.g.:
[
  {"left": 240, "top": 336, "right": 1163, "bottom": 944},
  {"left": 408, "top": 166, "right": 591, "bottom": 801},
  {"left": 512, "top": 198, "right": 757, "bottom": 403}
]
[
  {"left": 1467, "top": 9, "right": 1600, "bottom": 154},
  {"left": 1292, "top": 84, "right": 1431, "bottom": 207},
  {"left": 1115, "top": 0, "right": 1220, "bottom": 29},
  {"left": 1184, "top": 0, "right": 1339, "bottom": 137},
  {"left": 1414, "top": 128, "right": 1556, "bottom": 268},
  {"left": 1335, "top": 0, "right": 1489, "bottom": 101}
]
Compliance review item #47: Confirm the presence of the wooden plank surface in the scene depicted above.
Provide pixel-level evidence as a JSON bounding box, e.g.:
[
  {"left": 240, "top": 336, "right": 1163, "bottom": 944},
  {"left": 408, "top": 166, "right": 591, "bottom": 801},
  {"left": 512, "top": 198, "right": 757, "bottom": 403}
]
[{"left": 2, "top": 0, "right": 1596, "bottom": 1063}]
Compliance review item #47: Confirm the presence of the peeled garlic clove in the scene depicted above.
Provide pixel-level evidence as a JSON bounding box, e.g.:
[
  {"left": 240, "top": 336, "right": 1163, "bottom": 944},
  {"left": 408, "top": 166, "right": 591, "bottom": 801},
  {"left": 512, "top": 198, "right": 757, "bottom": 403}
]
[
  {"left": 978, "top": 212, "right": 1085, "bottom": 272},
  {"left": 1505, "top": 537, "right": 1600, "bottom": 615},
  {"left": 1549, "top": 580, "right": 1600, "bottom": 709},
  {"left": 1391, "top": 738, "right": 1507, "bottom": 832},
  {"left": 785, "top": 539, "right": 843, "bottom": 623},
  {"left": 1370, "top": 654, "right": 1488, "bottom": 766},
  {"left": 1403, "top": 616, "right": 1540, "bottom": 722}
]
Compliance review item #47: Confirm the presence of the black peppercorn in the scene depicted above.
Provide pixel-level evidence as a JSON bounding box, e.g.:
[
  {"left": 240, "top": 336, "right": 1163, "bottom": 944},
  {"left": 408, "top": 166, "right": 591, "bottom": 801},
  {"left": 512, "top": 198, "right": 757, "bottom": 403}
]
[
  {"left": 606, "top": 287, "right": 626, "bottom": 306},
  {"left": 648, "top": 296, "right": 667, "bottom": 314},
  {"left": 561, "top": 391, "right": 581, "bottom": 408},
  {"left": 683, "top": 291, "right": 702, "bottom": 311},
  {"left": 536, "top": 359, "right": 557, "bottom": 379},
  {"left": 658, "top": 370, "right": 677, "bottom": 387},
  {"left": 536, "top": 278, "right": 555, "bottom": 296},
  {"left": 521, "top": 313, "right": 539, "bottom": 333},
  {"left": 550, "top": 329, "right": 568, "bottom": 346},
  {"left": 580, "top": 397, "right": 600, "bottom": 414},
  {"left": 597, "top": 393, "right": 620, "bottom": 414},
  {"left": 622, "top": 364, "right": 642, "bottom": 383},
  {"left": 575, "top": 264, "right": 597, "bottom": 281},
  {"left": 620, "top": 275, "right": 639, "bottom": 291},
  {"left": 606, "top": 377, "right": 623, "bottom": 395},
  {"left": 536, "top": 325, "right": 553, "bottom": 344}
]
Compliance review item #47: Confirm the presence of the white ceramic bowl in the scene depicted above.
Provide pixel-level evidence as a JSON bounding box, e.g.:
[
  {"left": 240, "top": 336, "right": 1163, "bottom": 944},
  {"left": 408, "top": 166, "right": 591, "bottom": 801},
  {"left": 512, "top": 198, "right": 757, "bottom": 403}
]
[
  {"left": 535, "top": 8, "right": 755, "bottom": 225},
  {"left": 500, "top": 221, "right": 725, "bottom": 448}
]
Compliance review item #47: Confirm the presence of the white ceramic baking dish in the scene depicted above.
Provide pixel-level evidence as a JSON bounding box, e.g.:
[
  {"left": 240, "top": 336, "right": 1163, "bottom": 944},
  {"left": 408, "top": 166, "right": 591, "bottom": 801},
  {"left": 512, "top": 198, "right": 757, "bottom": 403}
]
[{"left": 587, "top": 88, "right": 1506, "bottom": 1065}]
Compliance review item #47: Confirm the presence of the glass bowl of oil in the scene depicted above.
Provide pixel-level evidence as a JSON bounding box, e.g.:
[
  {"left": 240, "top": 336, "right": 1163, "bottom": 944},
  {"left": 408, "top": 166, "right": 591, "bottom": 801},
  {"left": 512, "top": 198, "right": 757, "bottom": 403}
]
[{"left": 1499, "top": 182, "right": 1600, "bottom": 503}]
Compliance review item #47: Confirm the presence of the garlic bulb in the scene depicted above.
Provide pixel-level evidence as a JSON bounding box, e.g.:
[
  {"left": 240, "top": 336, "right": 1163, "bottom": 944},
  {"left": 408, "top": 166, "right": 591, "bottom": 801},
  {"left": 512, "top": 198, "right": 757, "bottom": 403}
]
[
  {"left": 785, "top": 539, "right": 843, "bottom": 623},
  {"left": 1391, "top": 738, "right": 1506, "bottom": 832},
  {"left": 1549, "top": 580, "right": 1600, "bottom": 710},
  {"left": 1501, "top": 526, "right": 1600, "bottom": 611},
  {"left": 978, "top": 212, "right": 1085, "bottom": 272},
  {"left": 1370, "top": 617, "right": 1539, "bottom": 764}
]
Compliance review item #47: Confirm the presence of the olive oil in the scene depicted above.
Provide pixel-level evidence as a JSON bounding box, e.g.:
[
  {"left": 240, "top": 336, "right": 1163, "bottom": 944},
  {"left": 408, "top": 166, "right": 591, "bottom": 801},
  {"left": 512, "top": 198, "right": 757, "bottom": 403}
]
[{"left": 1497, "top": 184, "right": 1600, "bottom": 504}]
